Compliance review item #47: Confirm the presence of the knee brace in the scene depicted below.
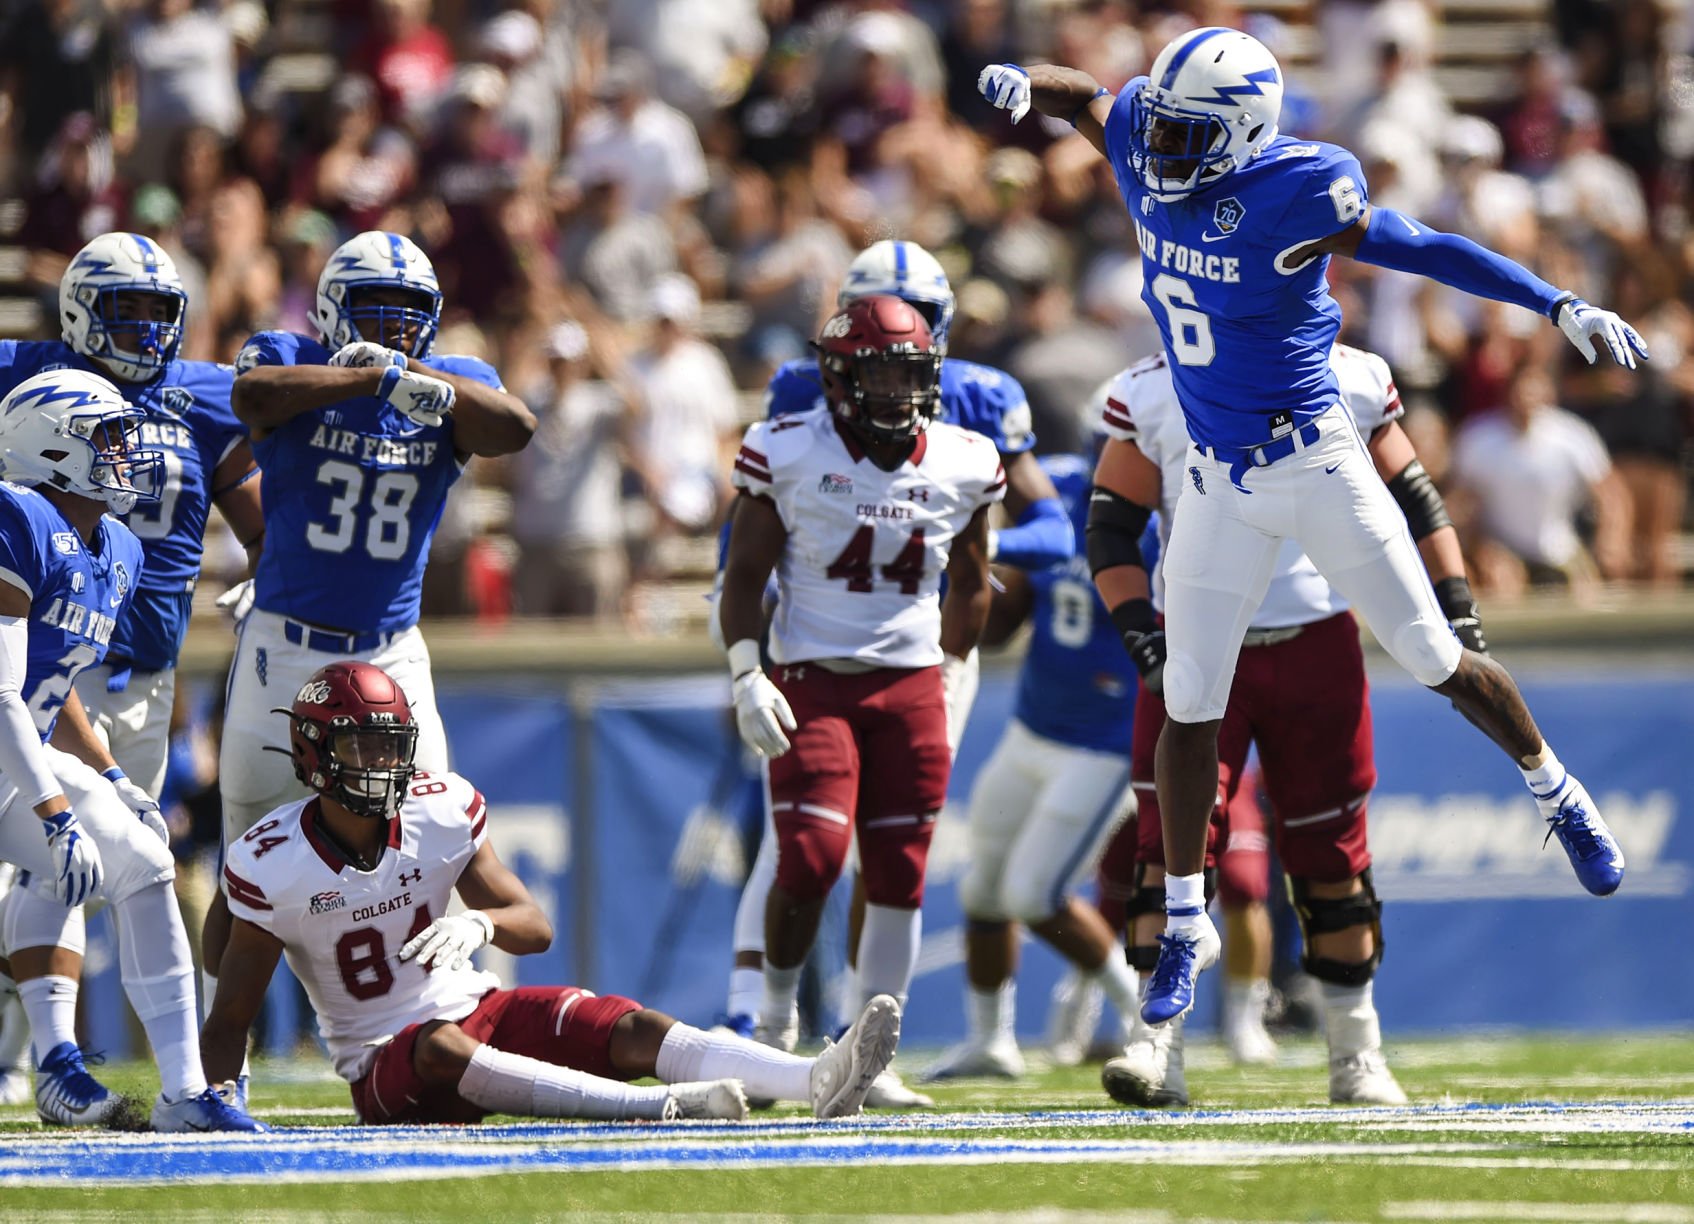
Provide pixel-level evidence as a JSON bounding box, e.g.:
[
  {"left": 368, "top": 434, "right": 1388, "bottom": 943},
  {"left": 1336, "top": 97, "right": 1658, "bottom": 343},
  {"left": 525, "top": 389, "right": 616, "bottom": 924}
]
[
  {"left": 1159, "top": 650, "right": 1210, "bottom": 724},
  {"left": 1289, "top": 869, "right": 1384, "bottom": 987},
  {"left": 1391, "top": 616, "right": 1462, "bottom": 687}
]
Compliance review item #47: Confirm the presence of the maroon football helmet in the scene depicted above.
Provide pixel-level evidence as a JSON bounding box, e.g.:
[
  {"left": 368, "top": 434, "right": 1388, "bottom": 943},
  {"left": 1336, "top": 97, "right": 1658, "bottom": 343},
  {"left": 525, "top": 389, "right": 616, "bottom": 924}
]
[
  {"left": 814, "top": 294, "right": 942, "bottom": 446},
  {"left": 280, "top": 661, "right": 419, "bottom": 819}
]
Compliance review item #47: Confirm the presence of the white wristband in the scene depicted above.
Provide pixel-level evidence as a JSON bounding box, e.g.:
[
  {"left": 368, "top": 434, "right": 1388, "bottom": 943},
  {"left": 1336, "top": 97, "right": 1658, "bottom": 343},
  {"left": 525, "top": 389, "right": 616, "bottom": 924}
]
[{"left": 727, "top": 639, "right": 762, "bottom": 679}]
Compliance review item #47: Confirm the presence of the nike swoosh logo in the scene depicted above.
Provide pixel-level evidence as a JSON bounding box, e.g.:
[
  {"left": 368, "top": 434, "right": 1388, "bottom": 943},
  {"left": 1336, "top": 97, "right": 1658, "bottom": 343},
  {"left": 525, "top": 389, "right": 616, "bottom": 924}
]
[
  {"left": 1398, "top": 214, "right": 1421, "bottom": 236},
  {"left": 1200, "top": 232, "right": 1231, "bottom": 243},
  {"left": 1324, "top": 463, "right": 1341, "bottom": 474}
]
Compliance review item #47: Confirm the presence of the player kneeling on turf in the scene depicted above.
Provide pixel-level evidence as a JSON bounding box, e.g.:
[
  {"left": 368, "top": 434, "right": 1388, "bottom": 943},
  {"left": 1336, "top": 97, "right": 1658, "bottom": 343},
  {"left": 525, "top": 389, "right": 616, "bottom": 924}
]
[{"left": 200, "top": 661, "right": 900, "bottom": 1123}]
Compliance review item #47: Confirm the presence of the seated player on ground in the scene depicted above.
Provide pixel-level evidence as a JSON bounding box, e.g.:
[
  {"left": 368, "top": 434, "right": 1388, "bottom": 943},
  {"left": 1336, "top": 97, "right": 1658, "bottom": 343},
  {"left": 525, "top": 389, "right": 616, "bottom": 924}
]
[{"left": 200, "top": 661, "right": 900, "bottom": 1124}]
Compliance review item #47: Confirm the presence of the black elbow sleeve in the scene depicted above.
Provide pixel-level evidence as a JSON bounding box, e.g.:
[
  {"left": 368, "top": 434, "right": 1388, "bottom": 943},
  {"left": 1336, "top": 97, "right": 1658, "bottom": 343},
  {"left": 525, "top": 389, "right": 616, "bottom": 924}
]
[
  {"left": 1386, "top": 459, "right": 1452, "bottom": 541},
  {"left": 1085, "top": 485, "right": 1153, "bottom": 577}
]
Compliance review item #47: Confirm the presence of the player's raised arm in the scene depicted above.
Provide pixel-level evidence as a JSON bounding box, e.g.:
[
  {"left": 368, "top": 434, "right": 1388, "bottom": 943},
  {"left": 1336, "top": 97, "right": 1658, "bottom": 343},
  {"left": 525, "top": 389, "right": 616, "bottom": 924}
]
[
  {"left": 201, "top": 917, "right": 285, "bottom": 1085},
  {"left": 978, "top": 63, "right": 1113, "bottom": 158},
  {"left": 426, "top": 368, "right": 537, "bottom": 458},
  {"left": 229, "top": 358, "right": 392, "bottom": 438},
  {"left": 1087, "top": 436, "right": 1166, "bottom": 694}
]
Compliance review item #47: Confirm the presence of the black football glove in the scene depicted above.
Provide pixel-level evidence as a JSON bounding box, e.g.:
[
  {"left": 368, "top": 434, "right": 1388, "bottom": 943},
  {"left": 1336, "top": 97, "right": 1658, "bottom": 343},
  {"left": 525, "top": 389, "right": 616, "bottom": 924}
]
[
  {"left": 1434, "top": 576, "right": 1488, "bottom": 655},
  {"left": 1110, "top": 598, "right": 1167, "bottom": 696}
]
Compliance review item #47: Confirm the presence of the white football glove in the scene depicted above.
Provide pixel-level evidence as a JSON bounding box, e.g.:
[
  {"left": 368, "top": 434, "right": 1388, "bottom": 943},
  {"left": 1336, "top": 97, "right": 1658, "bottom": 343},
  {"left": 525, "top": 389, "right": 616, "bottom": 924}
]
[
  {"left": 978, "top": 63, "right": 1033, "bottom": 124},
  {"left": 1555, "top": 296, "right": 1650, "bottom": 368},
  {"left": 329, "top": 341, "right": 408, "bottom": 370},
  {"left": 731, "top": 667, "right": 797, "bottom": 758},
  {"left": 940, "top": 650, "right": 980, "bottom": 759},
  {"left": 215, "top": 578, "right": 255, "bottom": 624},
  {"left": 103, "top": 767, "right": 169, "bottom": 845},
  {"left": 398, "top": 910, "right": 494, "bottom": 973},
  {"left": 377, "top": 365, "right": 456, "bottom": 427},
  {"left": 41, "top": 810, "right": 102, "bottom": 907}
]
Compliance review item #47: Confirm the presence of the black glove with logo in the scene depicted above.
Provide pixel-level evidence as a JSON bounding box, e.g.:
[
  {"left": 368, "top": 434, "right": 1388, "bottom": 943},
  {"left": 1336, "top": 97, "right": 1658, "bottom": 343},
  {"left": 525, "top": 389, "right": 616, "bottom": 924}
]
[{"left": 1110, "top": 598, "right": 1167, "bottom": 695}]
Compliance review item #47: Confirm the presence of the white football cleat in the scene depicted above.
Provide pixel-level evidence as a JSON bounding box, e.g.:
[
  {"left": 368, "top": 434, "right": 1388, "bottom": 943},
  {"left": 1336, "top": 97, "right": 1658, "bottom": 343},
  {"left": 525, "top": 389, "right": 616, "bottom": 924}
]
[
  {"left": 663, "top": 1078, "right": 750, "bottom": 1121},
  {"left": 1045, "top": 970, "right": 1105, "bottom": 1068},
  {"left": 1329, "top": 1050, "right": 1408, "bottom": 1106},
  {"left": 1101, "top": 1016, "right": 1187, "bottom": 1108},
  {"left": 753, "top": 1009, "right": 799, "bottom": 1055},
  {"left": 862, "top": 1067, "right": 934, "bottom": 1109},
  {"left": 810, "top": 994, "right": 901, "bottom": 1119},
  {"left": 1227, "top": 1016, "right": 1279, "bottom": 1066},
  {"left": 919, "top": 1034, "right": 1025, "bottom": 1083},
  {"left": 0, "top": 1066, "right": 30, "bottom": 1106}
]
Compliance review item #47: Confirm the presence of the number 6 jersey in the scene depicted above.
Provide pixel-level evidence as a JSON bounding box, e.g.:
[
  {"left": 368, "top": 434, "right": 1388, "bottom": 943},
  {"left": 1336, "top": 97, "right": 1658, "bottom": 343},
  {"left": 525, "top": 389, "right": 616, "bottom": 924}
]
[
  {"left": 733, "top": 407, "right": 1005, "bottom": 668},
  {"left": 222, "top": 770, "right": 499, "bottom": 1082},
  {"left": 235, "top": 331, "right": 504, "bottom": 633}
]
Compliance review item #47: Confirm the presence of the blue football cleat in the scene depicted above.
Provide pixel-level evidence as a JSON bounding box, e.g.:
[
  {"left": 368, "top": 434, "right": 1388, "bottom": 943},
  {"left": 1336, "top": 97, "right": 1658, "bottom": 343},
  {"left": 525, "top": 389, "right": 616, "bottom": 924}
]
[
  {"left": 1139, "top": 916, "right": 1221, "bottom": 1027},
  {"left": 213, "top": 1074, "right": 250, "bottom": 1113},
  {"left": 35, "top": 1042, "right": 122, "bottom": 1126},
  {"left": 1536, "top": 776, "right": 1625, "bottom": 897},
  {"left": 709, "top": 1012, "right": 756, "bottom": 1041},
  {"left": 152, "top": 1085, "right": 268, "bottom": 1133}
]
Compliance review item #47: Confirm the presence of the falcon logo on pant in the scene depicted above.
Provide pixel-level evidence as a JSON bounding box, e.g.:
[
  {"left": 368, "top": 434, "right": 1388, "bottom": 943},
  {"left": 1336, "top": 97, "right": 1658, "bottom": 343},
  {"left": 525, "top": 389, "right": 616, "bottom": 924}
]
[{"left": 1189, "top": 466, "right": 1205, "bottom": 495}]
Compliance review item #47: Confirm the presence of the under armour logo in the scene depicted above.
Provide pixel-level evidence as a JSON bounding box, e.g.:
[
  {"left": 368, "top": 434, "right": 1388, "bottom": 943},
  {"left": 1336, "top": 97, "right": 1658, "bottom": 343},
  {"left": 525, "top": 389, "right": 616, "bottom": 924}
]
[
  {"left": 400, "top": 868, "right": 422, "bottom": 886},
  {"left": 909, "top": 487, "right": 931, "bottom": 503},
  {"left": 1189, "top": 466, "right": 1205, "bottom": 495},
  {"left": 782, "top": 665, "right": 806, "bottom": 683}
]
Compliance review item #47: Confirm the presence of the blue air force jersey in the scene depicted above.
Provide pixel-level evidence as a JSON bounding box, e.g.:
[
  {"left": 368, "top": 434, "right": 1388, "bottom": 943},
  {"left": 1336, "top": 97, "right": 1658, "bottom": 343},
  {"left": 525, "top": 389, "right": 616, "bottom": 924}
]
[
  {"left": 0, "top": 484, "right": 142, "bottom": 738},
  {"left": 236, "top": 331, "right": 502, "bottom": 633},
  {"left": 1103, "top": 84, "right": 1369, "bottom": 451},
  {"left": 764, "top": 356, "right": 1036, "bottom": 456},
  {"left": 0, "top": 341, "right": 244, "bottom": 671},
  {"left": 1012, "top": 455, "right": 1135, "bottom": 755}
]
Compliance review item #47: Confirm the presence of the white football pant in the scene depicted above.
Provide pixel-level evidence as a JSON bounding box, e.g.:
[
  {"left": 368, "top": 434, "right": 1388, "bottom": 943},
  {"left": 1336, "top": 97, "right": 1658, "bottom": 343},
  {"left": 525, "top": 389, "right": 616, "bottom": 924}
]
[
  {"left": 1160, "top": 404, "right": 1462, "bottom": 725},
  {"left": 74, "top": 664, "right": 176, "bottom": 800},
  {"left": 958, "top": 719, "right": 1134, "bottom": 924},
  {"left": 219, "top": 610, "right": 448, "bottom": 846}
]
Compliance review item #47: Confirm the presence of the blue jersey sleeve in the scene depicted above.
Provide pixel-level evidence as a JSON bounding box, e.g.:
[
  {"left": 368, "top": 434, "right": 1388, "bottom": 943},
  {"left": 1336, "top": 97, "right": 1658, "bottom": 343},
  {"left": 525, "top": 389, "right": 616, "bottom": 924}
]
[
  {"left": 947, "top": 361, "right": 1036, "bottom": 455},
  {"left": 233, "top": 330, "right": 311, "bottom": 374},
  {"left": 425, "top": 354, "right": 504, "bottom": 390},
  {"left": 764, "top": 359, "right": 826, "bottom": 420},
  {"left": 1265, "top": 145, "right": 1369, "bottom": 248},
  {"left": 0, "top": 492, "right": 43, "bottom": 600}
]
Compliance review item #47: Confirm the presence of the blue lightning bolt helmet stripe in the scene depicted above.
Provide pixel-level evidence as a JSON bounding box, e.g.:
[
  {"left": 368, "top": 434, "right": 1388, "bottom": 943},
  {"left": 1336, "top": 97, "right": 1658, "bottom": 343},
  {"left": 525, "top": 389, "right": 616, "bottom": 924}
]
[
  {"left": 837, "top": 240, "right": 955, "bottom": 350},
  {"left": 311, "top": 231, "right": 443, "bottom": 360},
  {"left": 59, "top": 232, "right": 187, "bottom": 384},
  {"left": 1129, "top": 26, "right": 1284, "bottom": 203}
]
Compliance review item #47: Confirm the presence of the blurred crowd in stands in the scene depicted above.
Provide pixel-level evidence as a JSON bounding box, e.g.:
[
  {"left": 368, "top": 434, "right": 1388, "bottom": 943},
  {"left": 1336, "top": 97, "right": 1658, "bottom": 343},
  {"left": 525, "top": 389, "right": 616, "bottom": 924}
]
[{"left": 1, "top": 0, "right": 1690, "bottom": 624}]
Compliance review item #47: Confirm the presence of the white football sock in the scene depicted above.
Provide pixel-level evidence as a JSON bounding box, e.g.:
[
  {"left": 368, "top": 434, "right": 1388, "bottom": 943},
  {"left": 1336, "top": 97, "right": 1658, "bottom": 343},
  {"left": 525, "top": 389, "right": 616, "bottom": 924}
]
[
  {"left": 762, "top": 962, "right": 801, "bottom": 1034},
  {"left": 114, "top": 883, "right": 207, "bottom": 1101},
  {"left": 0, "top": 975, "right": 29, "bottom": 1071},
  {"left": 1225, "top": 978, "right": 1271, "bottom": 1032},
  {"left": 1321, "top": 979, "right": 1382, "bottom": 1061},
  {"left": 1520, "top": 746, "right": 1566, "bottom": 798},
  {"left": 726, "top": 967, "right": 763, "bottom": 1024},
  {"left": 966, "top": 981, "right": 1013, "bottom": 1042},
  {"left": 18, "top": 975, "right": 78, "bottom": 1066},
  {"left": 1089, "top": 951, "right": 1140, "bottom": 1028},
  {"left": 733, "top": 823, "right": 776, "bottom": 958},
  {"left": 655, "top": 1022, "right": 811, "bottom": 1103},
  {"left": 458, "top": 1043, "right": 672, "bottom": 1120},
  {"left": 857, "top": 903, "right": 920, "bottom": 1009},
  {"left": 1164, "top": 873, "right": 1206, "bottom": 926},
  {"left": 201, "top": 968, "right": 219, "bottom": 1023}
]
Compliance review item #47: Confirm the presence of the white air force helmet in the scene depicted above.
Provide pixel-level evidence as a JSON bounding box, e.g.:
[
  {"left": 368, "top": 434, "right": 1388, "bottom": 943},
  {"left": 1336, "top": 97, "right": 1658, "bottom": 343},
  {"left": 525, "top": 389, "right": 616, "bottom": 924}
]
[
  {"left": 310, "top": 231, "right": 443, "bottom": 359},
  {"left": 0, "top": 369, "right": 164, "bottom": 514},
  {"left": 59, "top": 232, "right": 187, "bottom": 384},
  {"left": 838, "top": 240, "right": 955, "bottom": 352},
  {"left": 1130, "top": 26, "right": 1284, "bottom": 202}
]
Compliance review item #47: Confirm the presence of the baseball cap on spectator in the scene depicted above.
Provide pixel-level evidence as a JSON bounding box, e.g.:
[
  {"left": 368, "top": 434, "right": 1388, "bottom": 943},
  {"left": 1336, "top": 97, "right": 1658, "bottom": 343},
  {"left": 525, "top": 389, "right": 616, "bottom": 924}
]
[
  {"left": 597, "top": 50, "right": 653, "bottom": 101},
  {"left": 844, "top": 12, "right": 906, "bottom": 60},
  {"left": 132, "top": 184, "right": 183, "bottom": 230},
  {"left": 649, "top": 274, "right": 701, "bottom": 325},
  {"left": 480, "top": 10, "right": 541, "bottom": 65},
  {"left": 1442, "top": 114, "right": 1504, "bottom": 165},
  {"left": 450, "top": 63, "right": 508, "bottom": 110},
  {"left": 545, "top": 320, "right": 590, "bottom": 362}
]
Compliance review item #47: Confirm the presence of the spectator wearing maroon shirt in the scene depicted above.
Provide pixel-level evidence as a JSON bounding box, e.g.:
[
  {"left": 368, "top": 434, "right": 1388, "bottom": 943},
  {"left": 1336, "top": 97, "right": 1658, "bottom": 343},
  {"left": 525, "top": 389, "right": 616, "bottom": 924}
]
[{"left": 348, "top": 0, "right": 454, "bottom": 131}]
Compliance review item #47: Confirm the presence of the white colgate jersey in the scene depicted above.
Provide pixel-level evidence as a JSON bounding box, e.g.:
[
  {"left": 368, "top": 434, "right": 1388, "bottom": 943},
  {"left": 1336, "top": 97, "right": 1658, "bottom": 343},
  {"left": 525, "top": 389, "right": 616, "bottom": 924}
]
[
  {"left": 1101, "top": 344, "right": 1402, "bottom": 629},
  {"left": 733, "top": 407, "right": 1005, "bottom": 667},
  {"left": 223, "top": 770, "right": 498, "bottom": 1082}
]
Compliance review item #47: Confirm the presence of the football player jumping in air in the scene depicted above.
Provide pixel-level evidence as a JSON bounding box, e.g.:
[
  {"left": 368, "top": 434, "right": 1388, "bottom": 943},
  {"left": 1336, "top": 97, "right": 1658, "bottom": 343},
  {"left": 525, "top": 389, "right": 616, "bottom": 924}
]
[
  {"left": 202, "top": 661, "right": 901, "bottom": 1123},
  {"left": 718, "top": 240, "right": 1066, "bottom": 1108},
  {"left": 203, "top": 231, "right": 535, "bottom": 1106},
  {"left": 0, "top": 231, "right": 264, "bottom": 1121},
  {"left": 981, "top": 27, "right": 1643, "bottom": 1024},
  {"left": 922, "top": 443, "right": 1140, "bottom": 1083},
  {"left": 719, "top": 296, "right": 1002, "bottom": 1073},
  {"left": 0, "top": 369, "right": 261, "bottom": 1132},
  {"left": 1092, "top": 345, "right": 1430, "bottom": 1108}
]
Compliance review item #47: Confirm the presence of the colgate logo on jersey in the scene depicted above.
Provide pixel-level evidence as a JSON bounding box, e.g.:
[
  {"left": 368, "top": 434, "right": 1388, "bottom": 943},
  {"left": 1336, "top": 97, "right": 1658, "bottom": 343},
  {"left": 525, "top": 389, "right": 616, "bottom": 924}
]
[
  {"left": 309, "top": 890, "right": 346, "bottom": 915},
  {"left": 819, "top": 473, "right": 853, "bottom": 495}
]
